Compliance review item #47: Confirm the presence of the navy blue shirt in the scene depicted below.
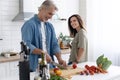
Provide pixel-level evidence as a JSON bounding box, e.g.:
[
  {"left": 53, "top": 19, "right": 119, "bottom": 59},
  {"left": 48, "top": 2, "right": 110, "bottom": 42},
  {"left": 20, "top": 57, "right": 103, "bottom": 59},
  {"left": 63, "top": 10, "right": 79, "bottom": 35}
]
[{"left": 21, "top": 14, "right": 61, "bottom": 71}]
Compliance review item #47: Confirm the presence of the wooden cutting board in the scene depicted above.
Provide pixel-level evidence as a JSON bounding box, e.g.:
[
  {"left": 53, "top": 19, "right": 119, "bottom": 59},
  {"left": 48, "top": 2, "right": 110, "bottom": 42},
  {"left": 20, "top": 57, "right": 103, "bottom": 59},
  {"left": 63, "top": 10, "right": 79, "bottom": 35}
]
[{"left": 50, "top": 66, "right": 83, "bottom": 80}]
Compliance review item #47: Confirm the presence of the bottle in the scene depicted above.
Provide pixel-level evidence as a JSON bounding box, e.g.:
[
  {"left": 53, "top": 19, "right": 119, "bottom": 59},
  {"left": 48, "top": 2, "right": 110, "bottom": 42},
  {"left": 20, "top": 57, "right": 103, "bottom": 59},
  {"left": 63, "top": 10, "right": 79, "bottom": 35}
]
[
  {"left": 39, "top": 52, "right": 50, "bottom": 80},
  {"left": 40, "top": 52, "right": 47, "bottom": 65},
  {"left": 34, "top": 77, "right": 41, "bottom": 80},
  {"left": 34, "top": 68, "right": 41, "bottom": 80}
]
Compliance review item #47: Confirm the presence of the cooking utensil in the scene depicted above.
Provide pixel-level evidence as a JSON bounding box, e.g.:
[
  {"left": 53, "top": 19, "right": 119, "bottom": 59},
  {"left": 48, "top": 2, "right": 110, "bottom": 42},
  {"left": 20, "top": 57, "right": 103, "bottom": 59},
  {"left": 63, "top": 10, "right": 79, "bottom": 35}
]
[{"left": 50, "top": 61, "right": 67, "bottom": 69}]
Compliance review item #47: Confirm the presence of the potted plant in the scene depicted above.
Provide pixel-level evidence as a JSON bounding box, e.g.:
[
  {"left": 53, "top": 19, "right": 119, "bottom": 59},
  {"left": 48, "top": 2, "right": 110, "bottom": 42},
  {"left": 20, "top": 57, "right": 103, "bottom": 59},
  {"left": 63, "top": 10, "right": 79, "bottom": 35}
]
[{"left": 58, "top": 32, "right": 73, "bottom": 49}]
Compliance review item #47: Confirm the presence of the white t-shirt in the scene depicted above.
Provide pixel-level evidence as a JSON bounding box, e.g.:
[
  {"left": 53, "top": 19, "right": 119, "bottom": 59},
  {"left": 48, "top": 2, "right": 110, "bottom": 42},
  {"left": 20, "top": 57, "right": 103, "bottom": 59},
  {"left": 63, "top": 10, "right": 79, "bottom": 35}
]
[{"left": 40, "top": 22, "right": 47, "bottom": 52}]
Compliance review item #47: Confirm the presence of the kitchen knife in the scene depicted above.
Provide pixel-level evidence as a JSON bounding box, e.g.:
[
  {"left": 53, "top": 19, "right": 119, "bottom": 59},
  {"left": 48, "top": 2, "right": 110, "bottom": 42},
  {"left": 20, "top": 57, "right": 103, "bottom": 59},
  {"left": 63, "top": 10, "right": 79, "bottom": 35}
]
[{"left": 50, "top": 61, "right": 67, "bottom": 69}]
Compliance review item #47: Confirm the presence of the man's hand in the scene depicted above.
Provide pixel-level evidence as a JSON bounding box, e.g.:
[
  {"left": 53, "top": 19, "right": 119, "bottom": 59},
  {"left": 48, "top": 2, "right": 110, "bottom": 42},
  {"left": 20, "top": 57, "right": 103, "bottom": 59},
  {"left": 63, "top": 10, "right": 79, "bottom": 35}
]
[
  {"left": 58, "top": 59, "right": 67, "bottom": 67},
  {"left": 55, "top": 53, "right": 67, "bottom": 67},
  {"left": 44, "top": 52, "right": 53, "bottom": 63}
]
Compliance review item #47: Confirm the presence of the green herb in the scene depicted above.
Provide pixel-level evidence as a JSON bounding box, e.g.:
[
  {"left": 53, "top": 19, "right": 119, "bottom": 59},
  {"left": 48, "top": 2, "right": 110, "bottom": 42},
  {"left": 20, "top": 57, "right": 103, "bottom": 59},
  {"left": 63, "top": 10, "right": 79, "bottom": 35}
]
[{"left": 50, "top": 74, "right": 67, "bottom": 80}]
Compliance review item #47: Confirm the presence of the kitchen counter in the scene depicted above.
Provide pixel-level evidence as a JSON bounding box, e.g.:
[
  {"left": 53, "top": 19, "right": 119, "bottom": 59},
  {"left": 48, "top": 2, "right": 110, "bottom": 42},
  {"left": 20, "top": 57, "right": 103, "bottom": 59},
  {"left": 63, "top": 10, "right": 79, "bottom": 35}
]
[
  {"left": 71, "top": 62, "right": 120, "bottom": 80},
  {"left": 61, "top": 48, "right": 71, "bottom": 54},
  {"left": 0, "top": 49, "right": 70, "bottom": 63},
  {"left": 0, "top": 54, "right": 20, "bottom": 63},
  {"left": 1, "top": 61, "right": 120, "bottom": 80}
]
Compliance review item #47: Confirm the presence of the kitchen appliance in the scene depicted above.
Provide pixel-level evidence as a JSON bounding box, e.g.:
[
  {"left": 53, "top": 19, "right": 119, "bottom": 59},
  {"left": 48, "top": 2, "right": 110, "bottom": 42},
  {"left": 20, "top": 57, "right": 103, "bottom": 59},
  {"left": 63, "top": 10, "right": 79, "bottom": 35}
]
[
  {"left": 12, "top": 0, "right": 35, "bottom": 21},
  {"left": 19, "top": 41, "right": 30, "bottom": 80}
]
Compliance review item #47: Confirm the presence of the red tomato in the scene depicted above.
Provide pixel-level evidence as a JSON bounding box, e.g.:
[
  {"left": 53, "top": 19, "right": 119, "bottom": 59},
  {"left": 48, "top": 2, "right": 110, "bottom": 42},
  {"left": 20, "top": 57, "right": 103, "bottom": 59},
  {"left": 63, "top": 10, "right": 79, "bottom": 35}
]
[
  {"left": 72, "top": 63, "right": 77, "bottom": 69},
  {"left": 53, "top": 68, "right": 59, "bottom": 73},
  {"left": 85, "top": 64, "right": 90, "bottom": 70}
]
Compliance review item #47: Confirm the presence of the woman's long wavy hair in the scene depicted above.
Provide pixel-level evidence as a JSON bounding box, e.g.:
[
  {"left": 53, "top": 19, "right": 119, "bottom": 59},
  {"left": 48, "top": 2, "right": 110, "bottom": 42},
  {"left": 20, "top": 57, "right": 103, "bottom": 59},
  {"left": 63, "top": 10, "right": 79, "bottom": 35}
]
[{"left": 68, "top": 14, "right": 86, "bottom": 37}]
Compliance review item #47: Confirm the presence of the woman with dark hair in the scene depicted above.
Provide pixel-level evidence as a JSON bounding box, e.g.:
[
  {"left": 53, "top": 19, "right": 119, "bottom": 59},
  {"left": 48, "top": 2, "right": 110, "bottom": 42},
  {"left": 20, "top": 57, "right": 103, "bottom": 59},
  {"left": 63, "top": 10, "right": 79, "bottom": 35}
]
[{"left": 68, "top": 14, "right": 88, "bottom": 65}]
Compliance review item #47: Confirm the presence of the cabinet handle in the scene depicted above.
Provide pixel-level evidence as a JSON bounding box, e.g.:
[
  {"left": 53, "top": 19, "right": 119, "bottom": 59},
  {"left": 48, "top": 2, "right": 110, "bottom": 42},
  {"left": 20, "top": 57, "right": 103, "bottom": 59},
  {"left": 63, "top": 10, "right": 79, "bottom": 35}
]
[{"left": 0, "top": 39, "right": 3, "bottom": 40}]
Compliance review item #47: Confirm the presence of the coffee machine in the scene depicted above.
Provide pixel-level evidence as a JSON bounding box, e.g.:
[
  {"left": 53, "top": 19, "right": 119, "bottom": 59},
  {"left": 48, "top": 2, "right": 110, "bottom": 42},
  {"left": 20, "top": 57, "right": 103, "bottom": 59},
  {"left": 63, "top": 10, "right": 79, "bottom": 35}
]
[{"left": 19, "top": 41, "right": 50, "bottom": 80}]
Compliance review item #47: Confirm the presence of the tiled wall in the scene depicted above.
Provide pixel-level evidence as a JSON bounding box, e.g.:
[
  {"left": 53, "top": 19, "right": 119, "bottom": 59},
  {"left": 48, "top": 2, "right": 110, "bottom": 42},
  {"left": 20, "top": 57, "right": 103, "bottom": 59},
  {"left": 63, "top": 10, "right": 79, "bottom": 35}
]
[{"left": 0, "top": 0, "right": 23, "bottom": 53}]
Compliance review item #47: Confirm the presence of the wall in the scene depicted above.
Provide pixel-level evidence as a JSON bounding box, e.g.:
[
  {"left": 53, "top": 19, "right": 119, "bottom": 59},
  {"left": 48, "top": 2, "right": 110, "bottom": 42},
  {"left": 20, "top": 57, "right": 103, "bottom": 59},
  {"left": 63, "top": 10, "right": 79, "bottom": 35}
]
[
  {"left": 87, "top": 0, "right": 120, "bottom": 65},
  {"left": 0, "top": 0, "right": 23, "bottom": 53},
  {"left": 0, "top": 0, "right": 81, "bottom": 53}
]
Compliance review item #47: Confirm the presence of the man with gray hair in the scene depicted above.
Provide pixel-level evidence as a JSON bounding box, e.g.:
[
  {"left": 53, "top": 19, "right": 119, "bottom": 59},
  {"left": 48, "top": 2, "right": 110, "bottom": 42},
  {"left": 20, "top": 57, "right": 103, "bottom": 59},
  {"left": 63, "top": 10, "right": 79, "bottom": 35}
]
[{"left": 21, "top": 0, "right": 67, "bottom": 72}]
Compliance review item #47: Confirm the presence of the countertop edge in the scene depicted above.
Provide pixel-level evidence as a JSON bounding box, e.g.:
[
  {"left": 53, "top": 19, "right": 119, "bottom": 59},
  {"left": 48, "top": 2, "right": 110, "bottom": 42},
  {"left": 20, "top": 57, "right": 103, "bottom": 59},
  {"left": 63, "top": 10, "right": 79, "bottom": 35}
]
[
  {"left": 0, "top": 49, "right": 70, "bottom": 63},
  {"left": 0, "top": 55, "right": 20, "bottom": 63}
]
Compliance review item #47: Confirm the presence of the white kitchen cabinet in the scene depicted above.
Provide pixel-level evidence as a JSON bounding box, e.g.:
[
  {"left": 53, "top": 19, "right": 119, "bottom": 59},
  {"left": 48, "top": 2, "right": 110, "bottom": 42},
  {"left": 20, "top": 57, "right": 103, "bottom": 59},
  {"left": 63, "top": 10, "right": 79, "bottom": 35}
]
[
  {"left": 0, "top": 62, "right": 9, "bottom": 79},
  {"left": 9, "top": 61, "right": 19, "bottom": 77},
  {"left": 0, "top": 61, "right": 19, "bottom": 80}
]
